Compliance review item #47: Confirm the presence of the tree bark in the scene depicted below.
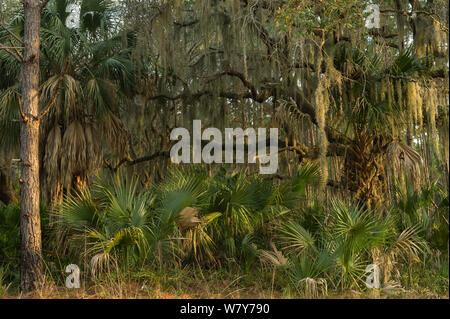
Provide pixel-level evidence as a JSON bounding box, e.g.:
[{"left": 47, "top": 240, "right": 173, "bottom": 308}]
[{"left": 19, "top": 0, "right": 43, "bottom": 293}]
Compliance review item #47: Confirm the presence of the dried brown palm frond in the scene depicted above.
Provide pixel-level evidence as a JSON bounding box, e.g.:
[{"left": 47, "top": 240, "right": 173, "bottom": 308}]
[
  {"left": 371, "top": 247, "right": 399, "bottom": 284},
  {"left": 258, "top": 242, "right": 288, "bottom": 268},
  {"left": 40, "top": 74, "right": 81, "bottom": 120},
  {"left": 62, "top": 74, "right": 82, "bottom": 112},
  {"left": 99, "top": 113, "right": 130, "bottom": 158},
  {"left": 84, "top": 123, "right": 102, "bottom": 172},
  {"left": 298, "top": 277, "right": 328, "bottom": 298},
  {"left": 90, "top": 252, "right": 117, "bottom": 280},
  {"left": 43, "top": 125, "right": 61, "bottom": 182},
  {"left": 385, "top": 139, "right": 423, "bottom": 172},
  {"left": 177, "top": 207, "right": 202, "bottom": 230},
  {"left": 61, "top": 120, "right": 88, "bottom": 192},
  {"left": 43, "top": 124, "right": 62, "bottom": 203},
  {"left": 390, "top": 225, "right": 427, "bottom": 264},
  {"left": 381, "top": 280, "right": 405, "bottom": 296},
  {"left": 42, "top": 121, "right": 102, "bottom": 203},
  {"left": 40, "top": 75, "right": 60, "bottom": 103}
]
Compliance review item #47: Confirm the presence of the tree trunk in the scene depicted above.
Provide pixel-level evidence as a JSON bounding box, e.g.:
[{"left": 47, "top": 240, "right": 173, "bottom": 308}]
[
  {"left": 19, "top": 0, "right": 43, "bottom": 293},
  {"left": 342, "top": 130, "right": 384, "bottom": 209}
]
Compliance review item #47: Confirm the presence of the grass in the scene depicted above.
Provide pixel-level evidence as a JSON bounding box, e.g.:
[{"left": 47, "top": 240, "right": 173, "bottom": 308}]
[{"left": 1, "top": 264, "right": 448, "bottom": 299}]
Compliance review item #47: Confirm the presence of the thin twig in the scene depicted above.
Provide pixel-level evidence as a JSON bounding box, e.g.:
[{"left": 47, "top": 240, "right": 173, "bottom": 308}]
[
  {"left": 0, "top": 21, "right": 24, "bottom": 44},
  {"left": 16, "top": 95, "right": 28, "bottom": 123},
  {"left": 0, "top": 43, "right": 22, "bottom": 62},
  {"left": 40, "top": 0, "right": 51, "bottom": 11},
  {"left": 8, "top": 37, "right": 23, "bottom": 61}
]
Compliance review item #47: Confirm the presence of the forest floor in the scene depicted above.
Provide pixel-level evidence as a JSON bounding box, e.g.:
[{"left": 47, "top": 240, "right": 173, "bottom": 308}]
[
  {"left": 2, "top": 267, "right": 448, "bottom": 299},
  {"left": 2, "top": 286, "right": 448, "bottom": 299}
]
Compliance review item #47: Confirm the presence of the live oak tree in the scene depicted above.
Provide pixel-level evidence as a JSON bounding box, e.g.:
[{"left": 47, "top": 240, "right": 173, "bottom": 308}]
[{"left": 116, "top": 0, "right": 448, "bottom": 209}]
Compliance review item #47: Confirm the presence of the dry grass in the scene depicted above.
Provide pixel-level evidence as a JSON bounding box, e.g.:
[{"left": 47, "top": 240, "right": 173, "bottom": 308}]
[{"left": 1, "top": 271, "right": 447, "bottom": 299}]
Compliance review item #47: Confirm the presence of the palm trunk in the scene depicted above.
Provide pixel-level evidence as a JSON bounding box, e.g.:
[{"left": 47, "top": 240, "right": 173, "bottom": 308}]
[
  {"left": 343, "top": 130, "right": 384, "bottom": 209},
  {"left": 19, "top": 0, "right": 43, "bottom": 293}
]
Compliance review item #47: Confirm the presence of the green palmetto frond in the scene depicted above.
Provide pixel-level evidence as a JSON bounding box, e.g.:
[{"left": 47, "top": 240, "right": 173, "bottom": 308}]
[
  {"left": 291, "top": 161, "right": 323, "bottom": 194},
  {"left": 86, "top": 77, "right": 118, "bottom": 116},
  {"left": 288, "top": 251, "right": 332, "bottom": 283},
  {"left": 278, "top": 220, "right": 317, "bottom": 257},
  {"left": 390, "top": 179, "right": 438, "bottom": 235},
  {"left": 239, "top": 233, "right": 259, "bottom": 269},
  {"left": 205, "top": 171, "right": 283, "bottom": 258},
  {"left": 284, "top": 246, "right": 333, "bottom": 296},
  {"left": 40, "top": 17, "right": 73, "bottom": 66},
  {"left": 157, "top": 168, "right": 209, "bottom": 220},
  {"left": 386, "top": 47, "right": 430, "bottom": 77},
  {"left": 334, "top": 251, "right": 366, "bottom": 289},
  {"left": 0, "top": 51, "right": 21, "bottom": 89},
  {"left": 323, "top": 200, "right": 396, "bottom": 289},
  {"left": 56, "top": 186, "right": 100, "bottom": 231},
  {"left": 56, "top": 175, "right": 158, "bottom": 268},
  {"left": 274, "top": 162, "right": 322, "bottom": 209},
  {"left": 330, "top": 200, "right": 392, "bottom": 253},
  {"left": 184, "top": 211, "right": 222, "bottom": 263},
  {"left": 96, "top": 177, "right": 152, "bottom": 230},
  {"left": 80, "top": 0, "right": 116, "bottom": 35}
]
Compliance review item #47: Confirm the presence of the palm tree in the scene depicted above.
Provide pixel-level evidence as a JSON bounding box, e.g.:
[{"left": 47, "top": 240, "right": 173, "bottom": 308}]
[
  {"left": 0, "top": 0, "right": 134, "bottom": 206},
  {"left": 330, "top": 46, "right": 429, "bottom": 209}
]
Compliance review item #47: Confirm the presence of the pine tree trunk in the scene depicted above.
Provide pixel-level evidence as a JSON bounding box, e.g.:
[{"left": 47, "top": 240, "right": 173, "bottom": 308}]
[{"left": 19, "top": 0, "right": 43, "bottom": 293}]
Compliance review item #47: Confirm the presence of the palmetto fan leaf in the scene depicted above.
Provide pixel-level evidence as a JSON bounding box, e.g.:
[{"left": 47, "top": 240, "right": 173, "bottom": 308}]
[
  {"left": 208, "top": 172, "right": 267, "bottom": 238},
  {"left": 334, "top": 251, "right": 366, "bottom": 289},
  {"left": 288, "top": 251, "right": 332, "bottom": 285},
  {"left": 157, "top": 168, "right": 209, "bottom": 219},
  {"left": 95, "top": 177, "right": 152, "bottom": 231},
  {"left": 56, "top": 186, "right": 100, "bottom": 231},
  {"left": 386, "top": 47, "right": 429, "bottom": 77},
  {"left": 84, "top": 224, "right": 148, "bottom": 275},
  {"left": 290, "top": 162, "right": 322, "bottom": 193},
  {"left": 57, "top": 175, "right": 157, "bottom": 268},
  {"left": 330, "top": 200, "right": 391, "bottom": 252},
  {"left": 274, "top": 162, "right": 322, "bottom": 208},
  {"left": 80, "top": 0, "right": 116, "bottom": 35},
  {"left": 278, "top": 220, "right": 317, "bottom": 257}
]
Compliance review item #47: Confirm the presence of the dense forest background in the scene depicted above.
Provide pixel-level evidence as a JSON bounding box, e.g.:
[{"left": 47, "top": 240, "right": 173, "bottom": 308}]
[{"left": 0, "top": 0, "right": 448, "bottom": 298}]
